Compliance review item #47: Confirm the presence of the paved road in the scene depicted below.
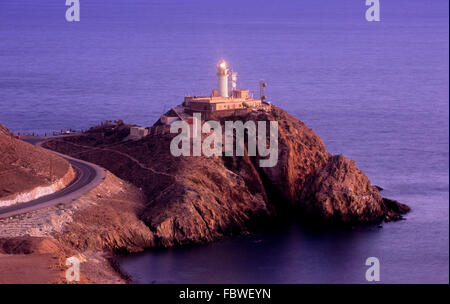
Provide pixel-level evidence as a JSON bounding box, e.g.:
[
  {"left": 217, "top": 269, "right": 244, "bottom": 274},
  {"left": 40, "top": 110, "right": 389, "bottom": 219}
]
[{"left": 0, "top": 137, "right": 106, "bottom": 219}]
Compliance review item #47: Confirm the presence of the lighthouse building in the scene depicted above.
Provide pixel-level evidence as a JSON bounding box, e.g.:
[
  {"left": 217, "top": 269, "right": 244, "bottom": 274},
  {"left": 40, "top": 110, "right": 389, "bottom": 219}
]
[{"left": 182, "top": 60, "right": 263, "bottom": 116}]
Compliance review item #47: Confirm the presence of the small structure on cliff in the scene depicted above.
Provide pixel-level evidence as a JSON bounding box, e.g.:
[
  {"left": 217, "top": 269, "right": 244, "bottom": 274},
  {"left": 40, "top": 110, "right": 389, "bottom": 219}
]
[
  {"left": 183, "top": 60, "right": 265, "bottom": 115},
  {"left": 159, "top": 61, "right": 270, "bottom": 124},
  {"left": 128, "top": 126, "right": 149, "bottom": 140}
]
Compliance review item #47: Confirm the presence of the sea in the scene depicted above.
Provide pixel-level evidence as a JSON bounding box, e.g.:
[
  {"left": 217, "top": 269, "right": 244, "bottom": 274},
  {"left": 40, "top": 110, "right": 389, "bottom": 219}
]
[{"left": 0, "top": 0, "right": 448, "bottom": 283}]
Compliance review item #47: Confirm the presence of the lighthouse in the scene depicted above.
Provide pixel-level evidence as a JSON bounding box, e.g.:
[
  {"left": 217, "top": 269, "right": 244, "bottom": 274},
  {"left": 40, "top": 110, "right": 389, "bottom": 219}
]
[
  {"left": 217, "top": 60, "right": 229, "bottom": 97},
  {"left": 180, "top": 60, "right": 264, "bottom": 118}
]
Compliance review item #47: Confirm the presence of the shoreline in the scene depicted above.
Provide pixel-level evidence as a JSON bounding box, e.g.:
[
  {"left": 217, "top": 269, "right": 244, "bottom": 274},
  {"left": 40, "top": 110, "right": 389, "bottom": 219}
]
[
  {"left": 106, "top": 253, "right": 134, "bottom": 284},
  {"left": 0, "top": 106, "right": 410, "bottom": 283}
]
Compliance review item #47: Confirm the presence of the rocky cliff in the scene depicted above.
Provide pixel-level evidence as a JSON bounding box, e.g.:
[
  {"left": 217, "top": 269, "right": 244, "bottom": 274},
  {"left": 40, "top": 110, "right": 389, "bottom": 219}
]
[
  {"left": 0, "top": 124, "right": 75, "bottom": 204},
  {"left": 0, "top": 169, "right": 152, "bottom": 283},
  {"left": 43, "top": 106, "right": 409, "bottom": 246}
]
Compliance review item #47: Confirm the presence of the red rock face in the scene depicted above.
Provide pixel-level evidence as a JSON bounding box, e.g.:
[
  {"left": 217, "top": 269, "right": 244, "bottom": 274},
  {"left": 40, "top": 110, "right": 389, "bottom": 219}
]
[
  {"left": 0, "top": 124, "right": 9, "bottom": 136},
  {"left": 300, "top": 154, "right": 387, "bottom": 223},
  {"left": 236, "top": 107, "right": 409, "bottom": 223},
  {"left": 43, "top": 127, "right": 271, "bottom": 247},
  {"left": 238, "top": 107, "right": 330, "bottom": 207},
  {"left": 42, "top": 106, "right": 409, "bottom": 247},
  {"left": 140, "top": 154, "right": 270, "bottom": 247}
]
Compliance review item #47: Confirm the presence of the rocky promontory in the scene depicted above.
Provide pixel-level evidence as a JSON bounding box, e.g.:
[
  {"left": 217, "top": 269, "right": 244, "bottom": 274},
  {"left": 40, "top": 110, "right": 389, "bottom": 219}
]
[{"left": 42, "top": 106, "right": 410, "bottom": 247}]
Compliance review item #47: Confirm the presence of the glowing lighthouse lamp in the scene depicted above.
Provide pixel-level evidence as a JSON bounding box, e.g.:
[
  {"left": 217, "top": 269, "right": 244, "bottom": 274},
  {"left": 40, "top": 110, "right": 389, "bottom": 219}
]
[{"left": 217, "top": 60, "right": 229, "bottom": 97}]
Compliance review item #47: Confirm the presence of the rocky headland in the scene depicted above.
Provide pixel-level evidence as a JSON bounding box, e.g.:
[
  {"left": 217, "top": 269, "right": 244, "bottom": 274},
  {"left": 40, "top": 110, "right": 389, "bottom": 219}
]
[
  {"left": 0, "top": 106, "right": 410, "bottom": 283},
  {"left": 43, "top": 106, "right": 409, "bottom": 247}
]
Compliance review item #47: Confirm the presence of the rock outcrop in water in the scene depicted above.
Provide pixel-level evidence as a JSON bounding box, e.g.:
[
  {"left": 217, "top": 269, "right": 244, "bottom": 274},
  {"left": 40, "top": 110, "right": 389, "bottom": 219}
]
[
  {"left": 43, "top": 106, "right": 410, "bottom": 246},
  {"left": 300, "top": 154, "right": 410, "bottom": 223}
]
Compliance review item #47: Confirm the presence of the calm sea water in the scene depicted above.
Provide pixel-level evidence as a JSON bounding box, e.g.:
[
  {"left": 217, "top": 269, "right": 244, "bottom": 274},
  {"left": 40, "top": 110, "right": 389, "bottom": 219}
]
[{"left": 0, "top": 0, "right": 448, "bottom": 283}]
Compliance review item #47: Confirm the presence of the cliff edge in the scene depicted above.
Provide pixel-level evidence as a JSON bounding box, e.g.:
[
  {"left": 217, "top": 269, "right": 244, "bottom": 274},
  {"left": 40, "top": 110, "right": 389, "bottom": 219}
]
[{"left": 43, "top": 106, "right": 410, "bottom": 246}]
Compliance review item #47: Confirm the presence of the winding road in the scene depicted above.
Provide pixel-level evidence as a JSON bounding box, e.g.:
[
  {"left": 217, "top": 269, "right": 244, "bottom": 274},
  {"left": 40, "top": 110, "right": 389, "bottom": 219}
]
[{"left": 0, "top": 137, "right": 106, "bottom": 219}]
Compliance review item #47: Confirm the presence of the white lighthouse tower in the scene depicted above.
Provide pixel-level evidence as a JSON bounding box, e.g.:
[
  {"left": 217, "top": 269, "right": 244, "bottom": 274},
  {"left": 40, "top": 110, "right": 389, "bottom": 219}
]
[
  {"left": 229, "top": 70, "right": 237, "bottom": 96},
  {"left": 217, "top": 60, "right": 229, "bottom": 97}
]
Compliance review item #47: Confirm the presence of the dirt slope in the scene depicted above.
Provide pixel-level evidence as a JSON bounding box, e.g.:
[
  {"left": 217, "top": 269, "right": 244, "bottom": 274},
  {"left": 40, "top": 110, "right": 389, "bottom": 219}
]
[{"left": 0, "top": 124, "right": 73, "bottom": 200}]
